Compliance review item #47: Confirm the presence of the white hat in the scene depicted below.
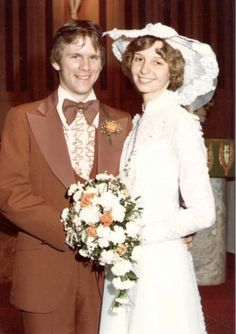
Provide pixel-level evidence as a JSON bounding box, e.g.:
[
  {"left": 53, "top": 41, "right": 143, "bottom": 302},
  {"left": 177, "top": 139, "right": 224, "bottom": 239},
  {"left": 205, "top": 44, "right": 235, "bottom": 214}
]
[{"left": 104, "top": 23, "right": 219, "bottom": 111}]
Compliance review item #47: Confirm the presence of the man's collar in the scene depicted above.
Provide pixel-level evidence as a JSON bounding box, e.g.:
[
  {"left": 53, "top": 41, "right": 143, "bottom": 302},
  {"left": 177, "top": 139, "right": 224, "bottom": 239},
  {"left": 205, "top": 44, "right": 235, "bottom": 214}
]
[{"left": 58, "top": 85, "right": 97, "bottom": 103}]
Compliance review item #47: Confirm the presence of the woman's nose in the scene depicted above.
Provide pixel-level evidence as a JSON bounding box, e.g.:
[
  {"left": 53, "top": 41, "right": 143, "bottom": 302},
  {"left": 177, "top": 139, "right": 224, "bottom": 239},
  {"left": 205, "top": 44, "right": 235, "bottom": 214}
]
[{"left": 140, "top": 61, "right": 150, "bottom": 74}]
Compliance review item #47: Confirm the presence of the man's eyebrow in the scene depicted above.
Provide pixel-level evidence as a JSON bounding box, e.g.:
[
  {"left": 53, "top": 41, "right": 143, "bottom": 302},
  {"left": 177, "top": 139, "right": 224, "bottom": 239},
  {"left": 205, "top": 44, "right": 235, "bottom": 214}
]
[{"left": 67, "top": 52, "right": 101, "bottom": 56}]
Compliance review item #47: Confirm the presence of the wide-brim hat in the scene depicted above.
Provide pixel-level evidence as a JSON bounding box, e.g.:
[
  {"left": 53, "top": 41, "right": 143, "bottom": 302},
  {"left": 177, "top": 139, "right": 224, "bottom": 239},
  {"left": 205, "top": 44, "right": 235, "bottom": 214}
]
[{"left": 104, "top": 23, "right": 219, "bottom": 111}]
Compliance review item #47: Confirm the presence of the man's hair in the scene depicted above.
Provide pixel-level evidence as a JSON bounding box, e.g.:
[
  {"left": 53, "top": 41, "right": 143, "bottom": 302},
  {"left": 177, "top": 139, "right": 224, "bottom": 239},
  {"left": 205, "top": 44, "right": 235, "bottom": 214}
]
[
  {"left": 50, "top": 19, "right": 105, "bottom": 66},
  {"left": 122, "top": 36, "right": 185, "bottom": 91}
]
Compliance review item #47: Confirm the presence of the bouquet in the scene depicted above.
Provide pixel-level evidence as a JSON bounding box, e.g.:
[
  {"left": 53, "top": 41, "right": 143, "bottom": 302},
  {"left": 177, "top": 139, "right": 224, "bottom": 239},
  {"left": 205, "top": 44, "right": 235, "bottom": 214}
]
[{"left": 61, "top": 172, "right": 143, "bottom": 310}]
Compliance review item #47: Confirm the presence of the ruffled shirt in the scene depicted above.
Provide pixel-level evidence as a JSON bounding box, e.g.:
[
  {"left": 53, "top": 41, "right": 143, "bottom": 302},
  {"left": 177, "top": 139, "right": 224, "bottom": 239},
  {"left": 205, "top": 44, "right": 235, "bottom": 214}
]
[{"left": 57, "top": 86, "right": 99, "bottom": 179}]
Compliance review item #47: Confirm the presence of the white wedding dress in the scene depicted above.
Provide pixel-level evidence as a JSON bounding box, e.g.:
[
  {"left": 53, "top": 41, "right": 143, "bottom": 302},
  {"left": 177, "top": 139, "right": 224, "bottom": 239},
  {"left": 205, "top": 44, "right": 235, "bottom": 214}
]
[{"left": 99, "top": 90, "right": 215, "bottom": 334}]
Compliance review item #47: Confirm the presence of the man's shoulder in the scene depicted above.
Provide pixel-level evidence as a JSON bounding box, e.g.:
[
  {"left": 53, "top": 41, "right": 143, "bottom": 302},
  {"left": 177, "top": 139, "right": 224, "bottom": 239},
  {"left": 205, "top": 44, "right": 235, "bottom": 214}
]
[
  {"left": 12, "top": 99, "right": 41, "bottom": 112},
  {"left": 99, "top": 102, "right": 130, "bottom": 119},
  {"left": 9, "top": 92, "right": 57, "bottom": 114}
]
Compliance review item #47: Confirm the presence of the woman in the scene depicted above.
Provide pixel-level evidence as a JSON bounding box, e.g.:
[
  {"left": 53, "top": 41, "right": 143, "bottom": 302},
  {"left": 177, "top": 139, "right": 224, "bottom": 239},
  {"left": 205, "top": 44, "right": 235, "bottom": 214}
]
[{"left": 99, "top": 23, "right": 219, "bottom": 334}]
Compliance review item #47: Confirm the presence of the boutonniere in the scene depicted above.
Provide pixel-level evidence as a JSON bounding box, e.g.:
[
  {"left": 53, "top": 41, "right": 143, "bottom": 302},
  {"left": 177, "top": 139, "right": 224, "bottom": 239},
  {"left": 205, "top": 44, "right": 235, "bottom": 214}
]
[{"left": 101, "top": 119, "right": 123, "bottom": 144}]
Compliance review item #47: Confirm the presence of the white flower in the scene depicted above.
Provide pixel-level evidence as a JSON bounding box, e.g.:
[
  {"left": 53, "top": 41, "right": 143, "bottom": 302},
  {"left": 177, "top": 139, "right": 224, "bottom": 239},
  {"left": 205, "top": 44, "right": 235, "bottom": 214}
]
[
  {"left": 67, "top": 183, "right": 78, "bottom": 196},
  {"left": 74, "top": 201, "right": 81, "bottom": 213},
  {"left": 97, "top": 192, "right": 119, "bottom": 211},
  {"left": 81, "top": 232, "right": 95, "bottom": 243},
  {"left": 61, "top": 208, "right": 69, "bottom": 220},
  {"left": 96, "top": 182, "right": 108, "bottom": 194},
  {"left": 112, "top": 204, "right": 125, "bottom": 222},
  {"left": 73, "top": 190, "right": 83, "bottom": 202},
  {"left": 96, "top": 173, "right": 115, "bottom": 181},
  {"left": 112, "top": 277, "right": 135, "bottom": 290},
  {"left": 72, "top": 215, "right": 82, "bottom": 227},
  {"left": 65, "top": 228, "right": 78, "bottom": 247},
  {"left": 97, "top": 237, "right": 109, "bottom": 248},
  {"left": 96, "top": 226, "right": 111, "bottom": 248},
  {"left": 109, "top": 226, "right": 126, "bottom": 244},
  {"left": 126, "top": 221, "right": 141, "bottom": 237},
  {"left": 79, "top": 206, "right": 100, "bottom": 224},
  {"left": 95, "top": 173, "right": 107, "bottom": 181},
  {"left": 100, "top": 250, "right": 116, "bottom": 265},
  {"left": 87, "top": 240, "right": 97, "bottom": 251},
  {"left": 79, "top": 249, "right": 89, "bottom": 257},
  {"left": 84, "top": 186, "right": 98, "bottom": 196},
  {"left": 97, "top": 225, "right": 110, "bottom": 237},
  {"left": 111, "top": 259, "right": 132, "bottom": 276}
]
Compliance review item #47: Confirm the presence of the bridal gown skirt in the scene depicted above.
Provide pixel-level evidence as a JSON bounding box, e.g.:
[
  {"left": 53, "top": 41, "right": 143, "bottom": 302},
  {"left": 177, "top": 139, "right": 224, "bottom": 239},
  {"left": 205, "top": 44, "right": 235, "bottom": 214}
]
[{"left": 99, "top": 240, "right": 207, "bottom": 334}]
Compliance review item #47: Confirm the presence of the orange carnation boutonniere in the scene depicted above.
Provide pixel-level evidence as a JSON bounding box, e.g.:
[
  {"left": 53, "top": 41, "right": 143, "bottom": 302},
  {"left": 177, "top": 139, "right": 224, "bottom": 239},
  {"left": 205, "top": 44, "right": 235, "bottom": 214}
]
[{"left": 101, "top": 119, "right": 122, "bottom": 144}]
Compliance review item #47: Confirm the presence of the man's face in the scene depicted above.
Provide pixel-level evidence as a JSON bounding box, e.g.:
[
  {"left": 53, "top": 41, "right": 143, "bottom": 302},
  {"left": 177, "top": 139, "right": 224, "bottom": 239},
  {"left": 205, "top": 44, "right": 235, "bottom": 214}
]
[{"left": 53, "top": 36, "right": 102, "bottom": 100}]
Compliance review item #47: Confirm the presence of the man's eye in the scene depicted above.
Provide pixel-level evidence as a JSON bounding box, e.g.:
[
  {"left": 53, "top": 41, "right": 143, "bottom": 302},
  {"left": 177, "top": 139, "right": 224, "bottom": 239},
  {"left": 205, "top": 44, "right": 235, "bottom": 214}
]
[{"left": 90, "top": 55, "right": 100, "bottom": 60}]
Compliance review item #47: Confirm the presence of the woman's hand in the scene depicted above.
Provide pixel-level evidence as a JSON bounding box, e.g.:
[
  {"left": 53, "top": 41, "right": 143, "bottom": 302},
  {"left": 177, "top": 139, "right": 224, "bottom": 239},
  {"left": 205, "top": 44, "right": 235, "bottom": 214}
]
[{"left": 182, "top": 234, "right": 196, "bottom": 250}]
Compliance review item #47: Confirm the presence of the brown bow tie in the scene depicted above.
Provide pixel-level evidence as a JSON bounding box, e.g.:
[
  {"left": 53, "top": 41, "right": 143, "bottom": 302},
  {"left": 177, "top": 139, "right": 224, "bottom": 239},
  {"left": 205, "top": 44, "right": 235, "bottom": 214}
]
[{"left": 62, "top": 99, "right": 99, "bottom": 125}]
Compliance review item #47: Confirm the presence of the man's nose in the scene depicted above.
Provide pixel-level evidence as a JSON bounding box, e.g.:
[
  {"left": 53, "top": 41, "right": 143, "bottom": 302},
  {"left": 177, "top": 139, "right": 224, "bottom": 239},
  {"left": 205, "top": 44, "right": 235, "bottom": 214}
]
[{"left": 79, "top": 58, "right": 89, "bottom": 70}]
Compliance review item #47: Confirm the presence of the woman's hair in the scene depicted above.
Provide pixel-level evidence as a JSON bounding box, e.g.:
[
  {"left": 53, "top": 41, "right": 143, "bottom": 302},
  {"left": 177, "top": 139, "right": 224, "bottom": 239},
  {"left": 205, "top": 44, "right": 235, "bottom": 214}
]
[
  {"left": 50, "top": 19, "right": 105, "bottom": 66},
  {"left": 122, "top": 36, "right": 185, "bottom": 91}
]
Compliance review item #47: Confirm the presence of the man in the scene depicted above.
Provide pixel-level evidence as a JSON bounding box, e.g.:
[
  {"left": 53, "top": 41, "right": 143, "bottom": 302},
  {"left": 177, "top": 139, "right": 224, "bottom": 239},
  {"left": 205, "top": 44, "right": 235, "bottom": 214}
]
[{"left": 0, "top": 20, "right": 132, "bottom": 334}]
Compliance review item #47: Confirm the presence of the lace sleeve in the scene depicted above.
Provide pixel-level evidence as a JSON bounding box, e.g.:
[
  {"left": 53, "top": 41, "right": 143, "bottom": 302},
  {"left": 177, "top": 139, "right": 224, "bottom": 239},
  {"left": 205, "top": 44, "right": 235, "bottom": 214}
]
[
  {"left": 142, "top": 114, "right": 216, "bottom": 244},
  {"left": 174, "top": 115, "right": 215, "bottom": 232}
]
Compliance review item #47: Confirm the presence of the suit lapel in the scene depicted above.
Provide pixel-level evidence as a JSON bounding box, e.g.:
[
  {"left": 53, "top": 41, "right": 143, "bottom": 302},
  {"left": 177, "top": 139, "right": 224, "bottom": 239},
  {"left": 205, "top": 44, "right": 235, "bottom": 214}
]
[
  {"left": 27, "top": 92, "right": 75, "bottom": 189},
  {"left": 97, "top": 104, "right": 110, "bottom": 174},
  {"left": 97, "top": 103, "right": 128, "bottom": 176}
]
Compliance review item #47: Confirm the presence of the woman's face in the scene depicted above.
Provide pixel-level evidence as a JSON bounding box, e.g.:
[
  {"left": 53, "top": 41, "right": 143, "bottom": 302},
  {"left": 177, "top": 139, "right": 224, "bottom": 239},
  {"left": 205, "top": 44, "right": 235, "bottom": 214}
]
[{"left": 131, "top": 40, "right": 170, "bottom": 105}]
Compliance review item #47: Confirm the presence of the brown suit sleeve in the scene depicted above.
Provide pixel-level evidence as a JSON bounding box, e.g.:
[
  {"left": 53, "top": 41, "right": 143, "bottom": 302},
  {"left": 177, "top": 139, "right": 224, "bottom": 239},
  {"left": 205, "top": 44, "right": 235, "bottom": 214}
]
[{"left": 0, "top": 107, "right": 66, "bottom": 251}]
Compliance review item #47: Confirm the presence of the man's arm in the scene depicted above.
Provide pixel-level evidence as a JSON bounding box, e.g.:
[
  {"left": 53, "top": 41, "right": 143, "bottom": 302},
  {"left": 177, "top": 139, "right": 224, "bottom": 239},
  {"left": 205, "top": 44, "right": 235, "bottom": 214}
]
[{"left": 0, "top": 107, "right": 66, "bottom": 251}]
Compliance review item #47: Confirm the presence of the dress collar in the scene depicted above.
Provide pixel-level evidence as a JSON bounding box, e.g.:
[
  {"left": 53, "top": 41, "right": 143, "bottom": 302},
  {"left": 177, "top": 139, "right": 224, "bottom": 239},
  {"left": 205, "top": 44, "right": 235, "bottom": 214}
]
[{"left": 143, "top": 90, "right": 179, "bottom": 115}]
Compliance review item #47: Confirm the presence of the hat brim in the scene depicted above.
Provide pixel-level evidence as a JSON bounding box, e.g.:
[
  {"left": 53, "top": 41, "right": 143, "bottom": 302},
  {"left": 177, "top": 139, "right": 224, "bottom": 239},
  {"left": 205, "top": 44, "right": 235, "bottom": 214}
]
[{"left": 104, "top": 23, "right": 219, "bottom": 111}]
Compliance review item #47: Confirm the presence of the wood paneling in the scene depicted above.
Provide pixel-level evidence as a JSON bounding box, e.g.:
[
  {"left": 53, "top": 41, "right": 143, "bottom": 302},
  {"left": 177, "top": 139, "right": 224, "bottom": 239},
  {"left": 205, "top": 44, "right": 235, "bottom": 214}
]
[
  {"left": 0, "top": 0, "right": 234, "bottom": 138},
  {"left": 4, "top": 0, "right": 14, "bottom": 92}
]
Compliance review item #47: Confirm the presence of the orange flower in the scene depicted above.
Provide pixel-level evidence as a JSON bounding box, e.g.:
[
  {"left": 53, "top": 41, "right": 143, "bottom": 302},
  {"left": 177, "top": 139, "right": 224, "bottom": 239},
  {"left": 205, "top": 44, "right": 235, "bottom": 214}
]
[
  {"left": 106, "top": 121, "right": 120, "bottom": 134},
  {"left": 101, "top": 120, "right": 122, "bottom": 136},
  {"left": 116, "top": 243, "right": 127, "bottom": 256},
  {"left": 100, "top": 211, "right": 113, "bottom": 227},
  {"left": 86, "top": 225, "right": 97, "bottom": 237},
  {"left": 80, "top": 193, "right": 95, "bottom": 206}
]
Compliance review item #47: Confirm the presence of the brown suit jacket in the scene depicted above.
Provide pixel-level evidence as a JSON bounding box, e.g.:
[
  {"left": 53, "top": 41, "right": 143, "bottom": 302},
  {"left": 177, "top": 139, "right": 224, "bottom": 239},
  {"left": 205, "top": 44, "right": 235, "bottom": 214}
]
[{"left": 0, "top": 91, "right": 132, "bottom": 312}]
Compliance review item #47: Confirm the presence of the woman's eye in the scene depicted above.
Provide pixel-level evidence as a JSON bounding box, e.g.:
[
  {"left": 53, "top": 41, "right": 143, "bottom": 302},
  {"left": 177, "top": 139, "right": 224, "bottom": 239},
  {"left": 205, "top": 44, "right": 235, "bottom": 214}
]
[{"left": 133, "top": 56, "right": 143, "bottom": 62}]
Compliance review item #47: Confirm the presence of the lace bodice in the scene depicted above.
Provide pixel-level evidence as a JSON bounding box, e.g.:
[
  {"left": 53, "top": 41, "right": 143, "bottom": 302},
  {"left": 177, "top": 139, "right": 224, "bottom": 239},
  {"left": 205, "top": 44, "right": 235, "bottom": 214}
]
[{"left": 120, "top": 90, "right": 215, "bottom": 244}]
